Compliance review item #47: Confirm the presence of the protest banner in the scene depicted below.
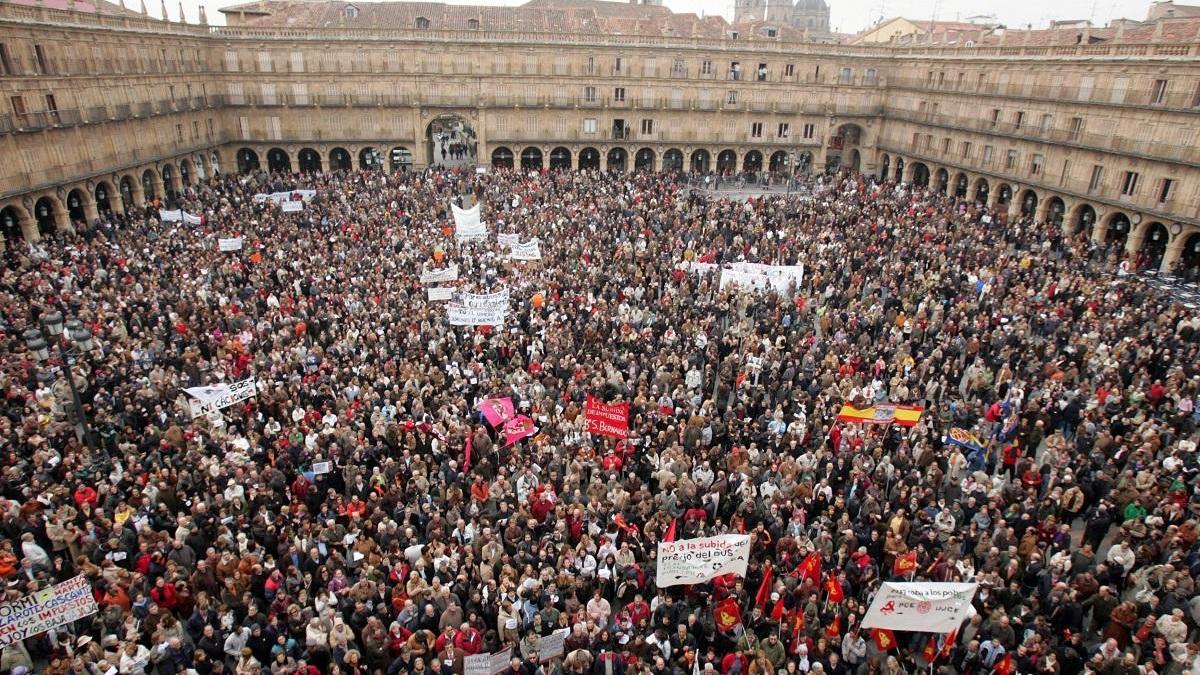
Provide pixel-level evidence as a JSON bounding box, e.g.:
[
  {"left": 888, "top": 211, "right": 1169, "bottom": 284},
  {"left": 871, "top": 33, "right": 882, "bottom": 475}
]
[
  {"left": 861, "top": 582, "right": 978, "bottom": 633},
  {"left": 452, "top": 203, "right": 486, "bottom": 240},
  {"left": 726, "top": 262, "right": 805, "bottom": 292},
  {"left": 159, "top": 209, "right": 203, "bottom": 225},
  {"left": 536, "top": 629, "right": 570, "bottom": 661},
  {"left": 218, "top": 237, "right": 243, "bottom": 252},
  {"left": 447, "top": 304, "right": 507, "bottom": 326},
  {"left": 252, "top": 193, "right": 270, "bottom": 203},
  {"left": 464, "top": 648, "right": 512, "bottom": 675},
  {"left": 427, "top": 287, "right": 455, "bottom": 302},
  {"left": 280, "top": 200, "right": 304, "bottom": 213},
  {"left": 943, "top": 426, "right": 985, "bottom": 454},
  {"left": 836, "top": 403, "right": 924, "bottom": 427},
  {"left": 477, "top": 398, "right": 516, "bottom": 427},
  {"left": 312, "top": 461, "right": 332, "bottom": 475},
  {"left": 265, "top": 190, "right": 316, "bottom": 204},
  {"left": 497, "top": 233, "right": 520, "bottom": 247},
  {"left": 0, "top": 576, "right": 98, "bottom": 648},
  {"left": 420, "top": 265, "right": 459, "bottom": 284},
  {"left": 183, "top": 378, "right": 258, "bottom": 419},
  {"left": 459, "top": 289, "right": 510, "bottom": 310},
  {"left": 584, "top": 395, "right": 629, "bottom": 438},
  {"left": 656, "top": 534, "right": 751, "bottom": 587},
  {"left": 502, "top": 415, "right": 537, "bottom": 446},
  {"left": 509, "top": 240, "right": 542, "bottom": 261},
  {"left": 676, "top": 261, "right": 719, "bottom": 274},
  {"left": 718, "top": 268, "right": 772, "bottom": 292}
]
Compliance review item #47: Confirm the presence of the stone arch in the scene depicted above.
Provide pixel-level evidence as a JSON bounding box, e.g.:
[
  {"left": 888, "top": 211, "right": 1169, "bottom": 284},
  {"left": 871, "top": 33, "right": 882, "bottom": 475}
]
[
  {"left": 160, "top": 163, "right": 178, "bottom": 199},
  {"left": 995, "top": 183, "right": 1013, "bottom": 205},
  {"left": 236, "top": 148, "right": 259, "bottom": 173},
  {"left": 1071, "top": 203, "right": 1097, "bottom": 236},
  {"left": 953, "top": 172, "right": 969, "bottom": 198},
  {"left": 94, "top": 181, "right": 115, "bottom": 215},
  {"left": 606, "top": 147, "right": 627, "bottom": 172},
  {"left": 578, "top": 147, "right": 601, "bottom": 171},
  {"left": 1103, "top": 211, "right": 1131, "bottom": 246},
  {"left": 1018, "top": 188, "right": 1039, "bottom": 217},
  {"left": 141, "top": 168, "right": 158, "bottom": 201},
  {"left": 769, "top": 151, "right": 789, "bottom": 173},
  {"left": 0, "top": 203, "right": 34, "bottom": 243},
  {"left": 1044, "top": 196, "right": 1066, "bottom": 226},
  {"left": 389, "top": 147, "right": 413, "bottom": 172},
  {"left": 491, "top": 146, "right": 515, "bottom": 169},
  {"left": 359, "top": 147, "right": 382, "bottom": 170},
  {"left": 662, "top": 148, "right": 684, "bottom": 172},
  {"left": 634, "top": 147, "right": 656, "bottom": 172},
  {"left": 972, "top": 177, "right": 989, "bottom": 203},
  {"left": 1179, "top": 232, "right": 1200, "bottom": 282},
  {"left": 33, "top": 194, "right": 65, "bottom": 235},
  {"left": 299, "top": 148, "right": 322, "bottom": 173},
  {"left": 520, "top": 147, "right": 543, "bottom": 170},
  {"left": 743, "top": 149, "right": 763, "bottom": 173},
  {"left": 716, "top": 149, "right": 738, "bottom": 173},
  {"left": 690, "top": 149, "right": 711, "bottom": 173},
  {"left": 894, "top": 157, "right": 905, "bottom": 183},
  {"left": 119, "top": 175, "right": 138, "bottom": 210},
  {"left": 933, "top": 167, "right": 949, "bottom": 193},
  {"left": 910, "top": 162, "right": 930, "bottom": 187},
  {"left": 427, "top": 115, "right": 477, "bottom": 167},
  {"left": 828, "top": 122, "right": 864, "bottom": 173},
  {"left": 879, "top": 153, "right": 891, "bottom": 181},
  {"left": 65, "top": 188, "right": 88, "bottom": 224},
  {"left": 329, "top": 147, "right": 352, "bottom": 172},
  {"left": 179, "top": 158, "right": 193, "bottom": 186},
  {"left": 268, "top": 148, "right": 292, "bottom": 173},
  {"left": 549, "top": 147, "right": 571, "bottom": 170},
  {"left": 1139, "top": 222, "right": 1170, "bottom": 269},
  {"left": 194, "top": 153, "right": 208, "bottom": 180}
]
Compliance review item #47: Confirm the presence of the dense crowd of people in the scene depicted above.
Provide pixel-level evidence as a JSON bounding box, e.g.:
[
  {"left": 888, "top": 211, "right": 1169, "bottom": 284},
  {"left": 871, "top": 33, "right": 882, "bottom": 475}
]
[{"left": 0, "top": 164, "right": 1198, "bottom": 675}]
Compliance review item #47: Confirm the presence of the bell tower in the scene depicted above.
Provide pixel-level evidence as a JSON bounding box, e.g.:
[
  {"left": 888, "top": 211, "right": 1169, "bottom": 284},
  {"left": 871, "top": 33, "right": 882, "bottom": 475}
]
[{"left": 733, "top": 0, "right": 765, "bottom": 22}]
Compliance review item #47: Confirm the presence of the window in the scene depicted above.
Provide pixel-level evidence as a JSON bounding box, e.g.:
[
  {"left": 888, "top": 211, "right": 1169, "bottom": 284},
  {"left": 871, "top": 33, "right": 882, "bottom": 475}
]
[
  {"left": 942, "top": 138, "right": 951, "bottom": 154},
  {"left": 757, "top": 63, "right": 767, "bottom": 81},
  {"left": 729, "top": 61, "right": 741, "bottom": 80},
  {"left": 44, "top": 93, "right": 57, "bottom": 111},
  {"left": 1040, "top": 114, "right": 1053, "bottom": 132},
  {"left": 1030, "top": 154, "right": 1044, "bottom": 176},
  {"left": 257, "top": 52, "right": 272, "bottom": 72},
  {"left": 751, "top": 122, "right": 763, "bottom": 138},
  {"left": 643, "top": 58, "right": 657, "bottom": 77},
  {"left": 0, "top": 43, "right": 11, "bottom": 75},
  {"left": 176, "top": 123, "right": 184, "bottom": 141},
  {"left": 584, "top": 86, "right": 597, "bottom": 102},
  {"left": 937, "top": 72, "right": 945, "bottom": 87},
  {"left": 1121, "top": 170, "right": 1139, "bottom": 196},
  {"left": 765, "top": 28, "right": 777, "bottom": 37},
  {"left": 701, "top": 59, "right": 712, "bottom": 76},
  {"left": 839, "top": 66, "right": 852, "bottom": 83},
  {"left": 1078, "top": 75, "right": 1095, "bottom": 100},
  {"left": 1158, "top": 178, "right": 1174, "bottom": 203},
  {"left": 989, "top": 109, "right": 1000, "bottom": 128},
  {"left": 641, "top": 119, "right": 654, "bottom": 135},
  {"left": 784, "top": 64, "right": 794, "bottom": 78},
  {"left": 613, "top": 87, "right": 625, "bottom": 102},
  {"left": 1192, "top": 81, "right": 1200, "bottom": 108},
  {"left": 192, "top": 120, "right": 199, "bottom": 139},
  {"left": 343, "top": 4, "right": 358, "bottom": 18},
  {"left": 585, "top": 56, "right": 595, "bottom": 76},
  {"left": 1088, "top": 165, "right": 1103, "bottom": 193},
  {"left": 467, "top": 18, "right": 479, "bottom": 29},
  {"left": 672, "top": 59, "right": 686, "bottom": 77},
  {"left": 583, "top": 118, "right": 597, "bottom": 134},
  {"left": 1152, "top": 79, "right": 1168, "bottom": 105},
  {"left": 802, "top": 123, "right": 815, "bottom": 139},
  {"left": 961, "top": 141, "right": 971, "bottom": 158},
  {"left": 777, "top": 122, "right": 790, "bottom": 138},
  {"left": 415, "top": 16, "right": 430, "bottom": 28},
  {"left": 982, "top": 145, "right": 993, "bottom": 164},
  {"left": 289, "top": 51, "right": 304, "bottom": 73},
  {"left": 911, "top": 132, "right": 920, "bottom": 148},
  {"left": 33, "top": 44, "right": 48, "bottom": 74},
  {"left": 1013, "top": 111, "right": 1025, "bottom": 130},
  {"left": 10, "top": 95, "right": 24, "bottom": 117},
  {"left": 1005, "top": 149, "right": 1017, "bottom": 170},
  {"left": 1110, "top": 77, "right": 1129, "bottom": 104},
  {"left": 865, "top": 68, "right": 877, "bottom": 84},
  {"left": 1068, "top": 117, "right": 1083, "bottom": 140},
  {"left": 726, "top": 90, "right": 737, "bottom": 105},
  {"left": 615, "top": 56, "right": 623, "bottom": 73},
  {"left": 224, "top": 50, "right": 240, "bottom": 72}
]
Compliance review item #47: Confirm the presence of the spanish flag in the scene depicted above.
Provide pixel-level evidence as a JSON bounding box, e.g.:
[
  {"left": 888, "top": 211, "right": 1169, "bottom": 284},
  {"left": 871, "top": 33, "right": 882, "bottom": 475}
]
[
  {"left": 836, "top": 403, "right": 924, "bottom": 427},
  {"left": 893, "top": 551, "right": 918, "bottom": 577},
  {"left": 871, "top": 628, "right": 898, "bottom": 651}
]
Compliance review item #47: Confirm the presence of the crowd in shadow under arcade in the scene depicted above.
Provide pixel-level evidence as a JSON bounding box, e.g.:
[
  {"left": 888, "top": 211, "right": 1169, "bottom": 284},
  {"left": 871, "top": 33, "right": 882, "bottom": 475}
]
[{"left": 0, "top": 160, "right": 1199, "bottom": 675}]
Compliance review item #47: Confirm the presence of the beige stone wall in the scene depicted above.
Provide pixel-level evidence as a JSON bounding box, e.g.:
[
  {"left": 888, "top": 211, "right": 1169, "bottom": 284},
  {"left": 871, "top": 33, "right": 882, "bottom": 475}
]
[{"left": 2, "top": 4, "right": 1200, "bottom": 268}]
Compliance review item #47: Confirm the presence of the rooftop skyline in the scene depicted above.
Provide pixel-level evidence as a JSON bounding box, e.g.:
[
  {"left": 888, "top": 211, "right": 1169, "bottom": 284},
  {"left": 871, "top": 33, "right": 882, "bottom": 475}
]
[{"left": 147, "top": 0, "right": 1164, "bottom": 35}]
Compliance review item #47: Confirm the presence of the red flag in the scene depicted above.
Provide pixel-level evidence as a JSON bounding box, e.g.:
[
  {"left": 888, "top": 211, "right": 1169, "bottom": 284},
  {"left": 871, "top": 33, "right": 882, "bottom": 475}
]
[
  {"left": 871, "top": 628, "right": 898, "bottom": 651},
  {"left": 893, "top": 551, "right": 918, "bottom": 577},
  {"left": 663, "top": 518, "right": 677, "bottom": 543},
  {"left": 736, "top": 371, "right": 748, "bottom": 389},
  {"left": 824, "top": 577, "right": 845, "bottom": 604},
  {"left": 463, "top": 434, "right": 473, "bottom": 472},
  {"left": 922, "top": 635, "right": 938, "bottom": 664},
  {"left": 714, "top": 597, "right": 742, "bottom": 633},
  {"left": 794, "top": 553, "right": 822, "bottom": 583},
  {"left": 770, "top": 598, "right": 786, "bottom": 621},
  {"left": 939, "top": 629, "right": 958, "bottom": 660},
  {"left": 823, "top": 615, "right": 841, "bottom": 639},
  {"left": 994, "top": 653, "right": 1014, "bottom": 675},
  {"left": 755, "top": 564, "right": 774, "bottom": 609}
]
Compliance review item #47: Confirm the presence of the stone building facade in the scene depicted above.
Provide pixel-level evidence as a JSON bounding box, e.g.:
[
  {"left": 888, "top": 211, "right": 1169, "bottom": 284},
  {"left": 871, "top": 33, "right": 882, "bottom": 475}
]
[{"left": 1, "top": 0, "right": 1200, "bottom": 274}]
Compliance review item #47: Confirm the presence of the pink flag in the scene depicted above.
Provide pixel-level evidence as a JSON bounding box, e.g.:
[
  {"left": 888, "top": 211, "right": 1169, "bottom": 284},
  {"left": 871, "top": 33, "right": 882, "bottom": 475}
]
[
  {"left": 477, "top": 397, "right": 515, "bottom": 427},
  {"left": 503, "top": 415, "right": 537, "bottom": 447},
  {"left": 464, "top": 434, "right": 473, "bottom": 472}
]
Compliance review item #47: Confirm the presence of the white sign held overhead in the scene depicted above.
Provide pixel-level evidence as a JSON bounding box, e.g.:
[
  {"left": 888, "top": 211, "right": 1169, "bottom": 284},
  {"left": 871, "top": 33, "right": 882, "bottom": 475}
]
[
  {"left": 427, "top": 287, "right": 455, "bottom": 302},
  {"left": 655, "top": 534, "right": 751, "bottom": 587},
  {"left": 218, "top": 237, "right": 243, "bottom": 252},
  {"left": 452, "top": 203, "right": 487, "bottom": 241},
  {"left": 509, "top": 240, "right": 542, "bottom": 261},
  {"left": 497, "top": 233, "right": 520, "bottom": 247},
  {"left": 860, "top": 582, "right": 979, "bottom": 633},
  {"left": 312, "top": 461, "right": 332, "bottom": 475},
  {"left": 183, "top": 378, "right": 258, "bottom": 419},
  {"left": 464, "top": 648, "right": 512, "bottom": 675},
  {"left": 420, "top": 265, "right": 459, "bottom": 284},
  {"left": 447, "top": 304, "right": 508, "bottom": 327},
  {"left": 280, "top": 200, "right": 304, "bottom": 213},
  {"left": 0, "top": 576, "right": 98, "bottom": 648}
]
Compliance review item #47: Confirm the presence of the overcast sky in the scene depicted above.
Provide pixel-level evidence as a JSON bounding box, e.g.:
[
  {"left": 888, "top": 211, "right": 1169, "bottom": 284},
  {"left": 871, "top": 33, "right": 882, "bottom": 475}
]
[{"left": 164, "top": 0, "right": 1157, "bottom": 34}]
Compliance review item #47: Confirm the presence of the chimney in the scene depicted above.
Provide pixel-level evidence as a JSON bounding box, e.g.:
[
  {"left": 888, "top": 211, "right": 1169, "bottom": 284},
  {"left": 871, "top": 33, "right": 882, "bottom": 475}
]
[
  {"left": 199, "top": 5, "right": 208, "bottom": 24},
  {"left": 1023, "top": 24, "right": 1032, "bottom": 44},
  {"left": 1152, "top": 19, "right": 1164, "bottom": 42}
]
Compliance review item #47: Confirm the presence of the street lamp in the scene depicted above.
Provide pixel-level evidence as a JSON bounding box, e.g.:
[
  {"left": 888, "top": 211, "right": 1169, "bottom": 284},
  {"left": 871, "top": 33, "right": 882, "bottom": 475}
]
[{"left": 23, "top": 311, "right": 103, "bottom": 459}]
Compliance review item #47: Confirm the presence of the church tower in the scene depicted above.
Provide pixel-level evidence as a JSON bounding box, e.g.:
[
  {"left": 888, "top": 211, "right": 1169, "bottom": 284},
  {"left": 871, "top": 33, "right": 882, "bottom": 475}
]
[
  {"left": 765, "top": 0, "right": 793, "bottom": 22},
  {"left": 733, "top": 0, "right": 765, "bottom": 22}
]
